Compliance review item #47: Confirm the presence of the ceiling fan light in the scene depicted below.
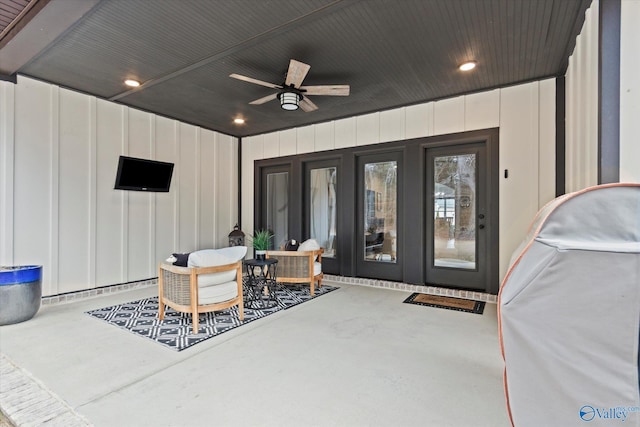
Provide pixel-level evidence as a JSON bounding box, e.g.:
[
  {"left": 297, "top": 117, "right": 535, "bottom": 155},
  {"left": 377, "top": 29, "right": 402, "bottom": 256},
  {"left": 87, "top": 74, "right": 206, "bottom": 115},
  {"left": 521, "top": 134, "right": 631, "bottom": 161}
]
[{"left": 279, "top": 91, "right": 300, "bottom": 110}]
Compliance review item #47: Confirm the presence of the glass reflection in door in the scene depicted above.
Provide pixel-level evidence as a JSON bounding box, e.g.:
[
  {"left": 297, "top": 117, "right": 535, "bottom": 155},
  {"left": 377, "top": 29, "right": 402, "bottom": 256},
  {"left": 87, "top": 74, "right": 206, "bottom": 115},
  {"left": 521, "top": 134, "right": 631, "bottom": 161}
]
[
  {"left": 309, "top": 167, "right": 337, "bottom": 258},
  {"left": 364, "top": 161, "right": 397, "bottom": 263},
  {"left": 266, "top": 172, "right": 288, "bottom": 250},
  {"left": 433, "top": 154, "right": 476, "bottom": 269}
]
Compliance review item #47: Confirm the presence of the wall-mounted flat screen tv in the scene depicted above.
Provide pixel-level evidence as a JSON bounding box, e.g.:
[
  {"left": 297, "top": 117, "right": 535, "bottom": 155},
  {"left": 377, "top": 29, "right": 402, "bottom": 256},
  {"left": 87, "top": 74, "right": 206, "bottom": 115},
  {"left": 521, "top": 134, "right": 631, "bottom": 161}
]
[{"left": 114, "top": 156, "right": 174, "bottom": 192}]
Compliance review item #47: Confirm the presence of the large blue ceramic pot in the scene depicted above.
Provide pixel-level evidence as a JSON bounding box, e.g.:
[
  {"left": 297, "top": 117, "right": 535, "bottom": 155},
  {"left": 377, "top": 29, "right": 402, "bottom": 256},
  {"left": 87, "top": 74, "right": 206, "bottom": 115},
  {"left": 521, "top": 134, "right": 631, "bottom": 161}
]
[{"left": 0, "top": 265, "right": 42, "bottom": 325}]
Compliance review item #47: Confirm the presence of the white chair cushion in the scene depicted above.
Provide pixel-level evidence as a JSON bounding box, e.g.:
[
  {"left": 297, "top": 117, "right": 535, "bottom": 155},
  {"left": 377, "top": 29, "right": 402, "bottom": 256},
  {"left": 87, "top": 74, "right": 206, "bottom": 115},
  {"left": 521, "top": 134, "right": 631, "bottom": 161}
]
[
  {"left": 188, "top": 246, "right": 247, "bottom": 266},
  {"left": 197, "top": 270, "right": 237, "bottom": 287},
  {"left": 298, "top": 239, "right": 321, "bottom": 261},
  {"left": 212, "top": 246, "right": 247, "bottom": 261},
  {"left": 198, "top": 281, "right": 238, "bottom": 305},
  {"left": 298, "top": 239, "right": 320, "bottom": 252},
  {"left": 188, "top": 246, "right": 247, "bottom": 287},
  {"left": 314, "top": 261, "right": 322, "bottom": 276}
]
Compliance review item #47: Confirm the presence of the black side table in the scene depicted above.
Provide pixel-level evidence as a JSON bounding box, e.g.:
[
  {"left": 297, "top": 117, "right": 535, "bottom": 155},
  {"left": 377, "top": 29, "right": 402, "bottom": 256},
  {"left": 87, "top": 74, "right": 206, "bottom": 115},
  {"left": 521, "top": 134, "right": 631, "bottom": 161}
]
[{"left": 243, "top": 258, "right": 278, "bottom": 309}]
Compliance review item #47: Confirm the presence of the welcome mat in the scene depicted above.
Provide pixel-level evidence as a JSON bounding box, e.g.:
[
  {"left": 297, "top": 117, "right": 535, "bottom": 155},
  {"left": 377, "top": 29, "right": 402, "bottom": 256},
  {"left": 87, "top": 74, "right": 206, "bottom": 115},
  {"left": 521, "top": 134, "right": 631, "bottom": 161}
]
[
  {"left": 403, "top": 293, "right": 485, "bottom": 314},
  {"left": 86, "top": 284, "right": 338, "bottom": 351}
]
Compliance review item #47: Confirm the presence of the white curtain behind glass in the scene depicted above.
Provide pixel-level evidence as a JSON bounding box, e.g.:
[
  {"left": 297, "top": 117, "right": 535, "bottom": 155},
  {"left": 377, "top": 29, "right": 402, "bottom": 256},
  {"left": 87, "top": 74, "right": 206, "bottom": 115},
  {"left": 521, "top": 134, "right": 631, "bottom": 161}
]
[
  {"left": 310, "top": 168, "right": 336, "bottom": 257},
  {"left": 267, "top": 172, "right": 288, "bottom": 249}
]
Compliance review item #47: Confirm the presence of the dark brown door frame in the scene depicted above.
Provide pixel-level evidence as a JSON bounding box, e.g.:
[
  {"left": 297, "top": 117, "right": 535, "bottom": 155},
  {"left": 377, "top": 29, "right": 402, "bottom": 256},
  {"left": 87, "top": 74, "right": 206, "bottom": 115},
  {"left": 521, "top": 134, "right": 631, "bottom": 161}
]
[
  {"left": 424, "top": 142, "right": 488, "bottom": 291},
  {"left": 254, "top": 127, "right": 500, "bottom": 293},
  {"left": 408, "top": 130, "right": 500, "bottom": 292}
]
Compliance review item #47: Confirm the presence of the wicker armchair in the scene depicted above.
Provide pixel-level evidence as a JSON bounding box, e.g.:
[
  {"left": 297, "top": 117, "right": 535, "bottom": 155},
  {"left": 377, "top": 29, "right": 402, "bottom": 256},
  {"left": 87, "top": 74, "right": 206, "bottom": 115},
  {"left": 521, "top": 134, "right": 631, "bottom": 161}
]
[
  {"left": 266, "top": 248, "right": 323, "bottom": 295},
  {"left": 158, "top": 247, "right": 246, "bottom": 333}
]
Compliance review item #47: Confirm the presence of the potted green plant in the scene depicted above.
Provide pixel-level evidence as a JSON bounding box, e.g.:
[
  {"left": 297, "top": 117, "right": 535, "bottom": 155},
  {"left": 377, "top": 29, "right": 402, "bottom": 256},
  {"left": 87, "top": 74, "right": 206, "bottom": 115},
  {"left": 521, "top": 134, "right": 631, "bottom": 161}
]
[{"left": 249, "top": 229, "right": 273, "bottom": 260}]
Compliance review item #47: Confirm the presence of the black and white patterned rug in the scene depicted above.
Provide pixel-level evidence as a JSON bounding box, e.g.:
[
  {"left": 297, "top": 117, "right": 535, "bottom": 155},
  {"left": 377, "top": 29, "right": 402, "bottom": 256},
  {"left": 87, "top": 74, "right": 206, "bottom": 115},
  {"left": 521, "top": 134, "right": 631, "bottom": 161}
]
[{"left": 86, "top": 284, "right": 338, "bottom": 351}]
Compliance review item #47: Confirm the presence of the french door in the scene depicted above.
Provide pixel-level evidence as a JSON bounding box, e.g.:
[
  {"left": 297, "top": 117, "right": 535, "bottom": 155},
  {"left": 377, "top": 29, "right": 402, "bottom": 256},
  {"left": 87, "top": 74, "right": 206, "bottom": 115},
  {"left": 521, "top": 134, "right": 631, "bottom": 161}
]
[
  {"left": 355, "top": 151, "right": 403, "bottom": 281},
  {"left": 425, "top": 143, "right": 489, "bottom": 290},
  {"left": 255, "top": 129, "right": 499, "bottom": 293}
]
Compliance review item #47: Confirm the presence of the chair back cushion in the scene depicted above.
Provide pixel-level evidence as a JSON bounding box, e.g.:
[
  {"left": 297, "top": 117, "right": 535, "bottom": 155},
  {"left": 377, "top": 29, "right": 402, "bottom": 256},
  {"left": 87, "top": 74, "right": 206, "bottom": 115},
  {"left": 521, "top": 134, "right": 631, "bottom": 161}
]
[
  {"left": 188, "top": 246, "right": 247, "bottom": 287},
  {"left": 298, "top": 239, "right": 321, "bottom": 261},
  {"left": 297, "top": 239, "right": 320, "bottom": 252},
  {"left": 211, "top": 246, "right": 248, "bottom": 261}
]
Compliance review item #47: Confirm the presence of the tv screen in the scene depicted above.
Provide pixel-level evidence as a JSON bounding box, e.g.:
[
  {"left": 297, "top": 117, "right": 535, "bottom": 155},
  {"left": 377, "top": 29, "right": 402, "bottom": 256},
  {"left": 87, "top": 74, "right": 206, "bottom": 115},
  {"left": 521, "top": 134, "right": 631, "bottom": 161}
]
[{"left": 114, "top": 156, "right": 174, "bottom": 192}]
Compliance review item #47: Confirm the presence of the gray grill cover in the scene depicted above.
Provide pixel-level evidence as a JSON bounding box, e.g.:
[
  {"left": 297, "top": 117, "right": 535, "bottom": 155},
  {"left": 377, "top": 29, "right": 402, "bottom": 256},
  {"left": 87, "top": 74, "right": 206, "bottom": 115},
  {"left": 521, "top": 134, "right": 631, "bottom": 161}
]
[{"left": 499, "top": 184, "right": 640, "bottom": 426}]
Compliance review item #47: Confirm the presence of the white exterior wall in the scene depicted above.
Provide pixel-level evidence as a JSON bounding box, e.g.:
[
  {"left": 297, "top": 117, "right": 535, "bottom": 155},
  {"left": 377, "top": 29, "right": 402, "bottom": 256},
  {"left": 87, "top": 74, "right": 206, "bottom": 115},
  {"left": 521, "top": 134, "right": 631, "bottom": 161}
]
[
  {"left": 0, "top": 76, "right": 239, "bottom": 296},
  {"left": 620, "top": 0, "right": 640, "bottom": 183},
  {"left": 242, "top": 81, "right": 557, "bottom": 282},
  {"left": 565, "top": 0, "right": 599, "bottom": 193}
]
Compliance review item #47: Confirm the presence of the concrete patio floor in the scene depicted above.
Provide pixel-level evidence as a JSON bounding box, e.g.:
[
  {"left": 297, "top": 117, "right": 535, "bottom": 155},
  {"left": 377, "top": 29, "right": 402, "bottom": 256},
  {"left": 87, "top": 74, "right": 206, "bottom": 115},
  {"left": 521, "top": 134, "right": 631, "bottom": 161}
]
[{"left": 0, "top": 281, "right": 510, "bottom": 427}]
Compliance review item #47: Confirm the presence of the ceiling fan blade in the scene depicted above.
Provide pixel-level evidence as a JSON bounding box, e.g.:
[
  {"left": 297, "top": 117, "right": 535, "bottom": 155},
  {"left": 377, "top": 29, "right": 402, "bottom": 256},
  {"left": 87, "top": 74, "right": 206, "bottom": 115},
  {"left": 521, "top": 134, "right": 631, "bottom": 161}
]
[
  {"left": 285, "top": 59, "right": 311, "bottom": 88},
  {"left": 229, "top": 73, "right": 282, "bottom": 89},
  {"left": 299, "top": 96, "right": 318, "bottom": 112},
  {"left": 249, "top": 93, "right": 278, "bottom": 105},
  {"left": 300, "top": 85, "right": 350, "bottom": 96}
]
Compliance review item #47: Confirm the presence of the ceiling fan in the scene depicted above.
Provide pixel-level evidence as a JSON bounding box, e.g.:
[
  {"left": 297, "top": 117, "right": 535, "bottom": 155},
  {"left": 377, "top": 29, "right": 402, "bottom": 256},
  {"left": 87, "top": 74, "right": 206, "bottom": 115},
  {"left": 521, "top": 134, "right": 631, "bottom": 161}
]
[{"left": 229, "top": 59, "right": 350, "bottom": 112}]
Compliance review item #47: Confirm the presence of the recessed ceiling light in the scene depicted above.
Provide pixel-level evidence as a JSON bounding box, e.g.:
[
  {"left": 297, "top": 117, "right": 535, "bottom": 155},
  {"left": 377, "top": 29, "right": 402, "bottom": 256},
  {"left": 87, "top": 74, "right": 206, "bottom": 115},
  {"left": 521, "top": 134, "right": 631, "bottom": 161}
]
[
  {"left": 459, "top": 61, "right": 477, "bottom": 71},
  {"left": 234, "top": 118, "right": 245, "bottom": 125},
  {"left": 124, "top": 79, "right": 140, "bottom": 87}
]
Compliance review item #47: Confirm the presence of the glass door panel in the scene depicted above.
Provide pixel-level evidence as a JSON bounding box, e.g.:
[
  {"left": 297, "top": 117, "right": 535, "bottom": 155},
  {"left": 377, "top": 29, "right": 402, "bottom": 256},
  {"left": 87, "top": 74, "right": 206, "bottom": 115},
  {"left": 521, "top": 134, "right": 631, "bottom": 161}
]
[
  {"left": 433, "top": 154, "right": 477, "bottom": 269},
  {"left": 309, "top": 167, "right": 337, "bottom": 258},
  {"left": 363, "top": 161, "right": 397, "bottom": 263},
  {"left": 265, "top": 172, "right": 288, "bottom": 250},
  {"left": 356, "top": 152, "right": 402, "bottom": 282},
  {"left": 425, "top": 143, "right": 487, "bottom": 290}
]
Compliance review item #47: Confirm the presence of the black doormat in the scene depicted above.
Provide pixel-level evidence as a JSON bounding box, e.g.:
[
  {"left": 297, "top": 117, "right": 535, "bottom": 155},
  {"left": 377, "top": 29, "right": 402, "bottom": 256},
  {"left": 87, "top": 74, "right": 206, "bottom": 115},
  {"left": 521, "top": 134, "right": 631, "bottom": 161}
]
[
  {"left": 403, "top": 293, "right": 485, "bottom": 314},
  {"left": 86, "top": 284, "right": 338, "bottom": 351}
]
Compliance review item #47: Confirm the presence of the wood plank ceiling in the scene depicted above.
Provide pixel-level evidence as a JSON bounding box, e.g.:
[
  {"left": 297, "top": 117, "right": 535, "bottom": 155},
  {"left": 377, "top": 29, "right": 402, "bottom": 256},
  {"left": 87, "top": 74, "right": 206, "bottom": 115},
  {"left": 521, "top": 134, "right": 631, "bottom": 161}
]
[{"left": 0, "top": 0, "right": 591, "bottom": 137}]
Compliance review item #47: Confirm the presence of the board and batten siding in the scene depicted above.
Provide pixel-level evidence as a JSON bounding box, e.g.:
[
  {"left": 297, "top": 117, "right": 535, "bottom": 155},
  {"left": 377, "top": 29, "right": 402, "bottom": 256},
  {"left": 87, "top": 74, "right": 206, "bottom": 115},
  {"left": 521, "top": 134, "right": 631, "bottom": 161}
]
[
  {"left": 0, "top": 75, "right": 238, "bottom": 296},
  {"left": 241, "top": 80, "right": 557, "bottom": 283},
  {"left": 565, "top": 0, "right": 599, "bottom": 193},
  {"left": 565, "top": 0, "right": 640, "bottom": 187}
]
